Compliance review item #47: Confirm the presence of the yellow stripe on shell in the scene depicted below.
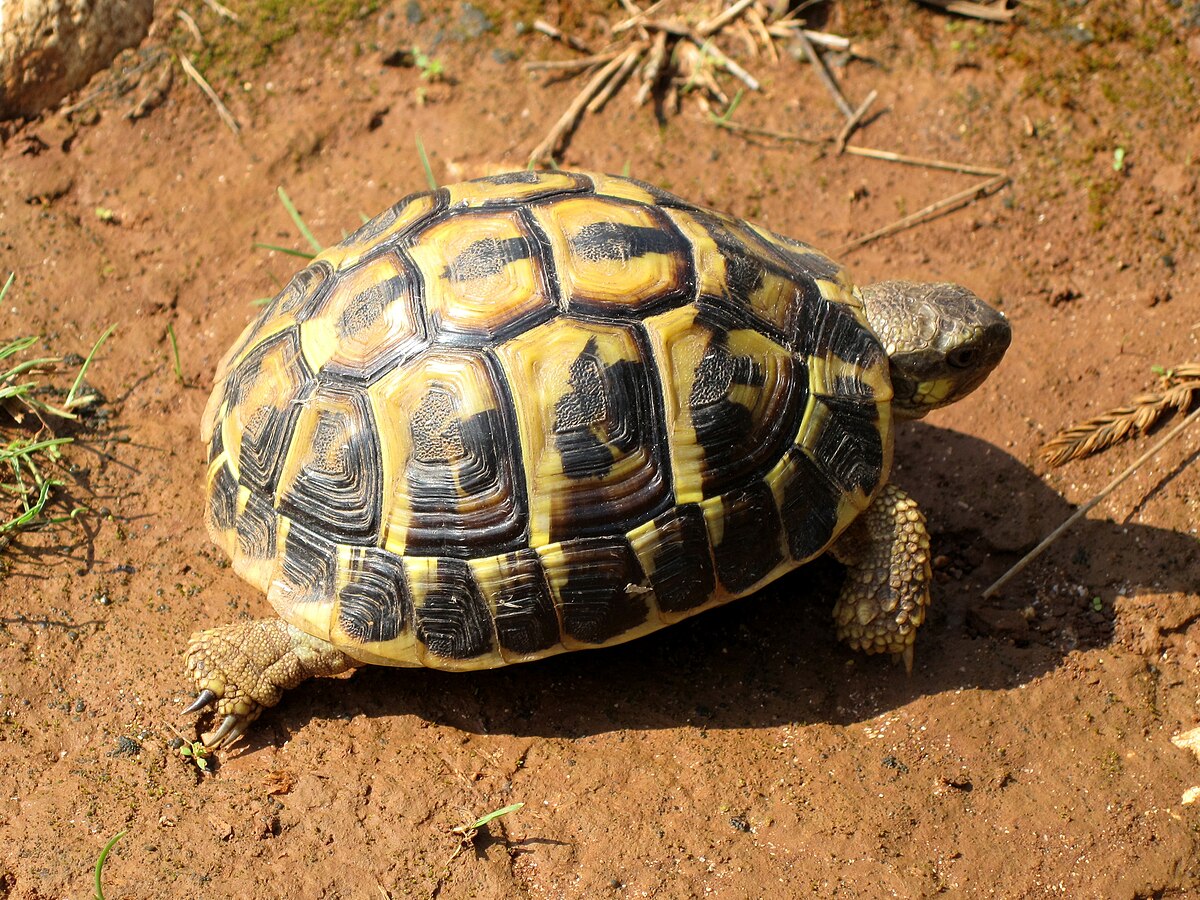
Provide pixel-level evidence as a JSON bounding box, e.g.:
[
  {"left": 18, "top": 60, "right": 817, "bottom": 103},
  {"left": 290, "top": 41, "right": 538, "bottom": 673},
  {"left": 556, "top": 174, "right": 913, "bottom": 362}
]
[
  {"left": 531, "top": 196, "right": 687, "bottom": 312},
  {"left": 467, "top": 554, "right": 569, "bottom": 666},
  {"left": 492, "top": 317, "right": 657, "bottom": 549},
  {"left": 367, "top": 349, "right": 504, "bottom": 557},
  {"left": 218, "top": 333, "right": 307, "bottom": 484},
  {"left": 587, "top": 173, "right": 660, "bottom": 205},
  {"left": 261, "top": 517, "right": 336, "bottom": 643},
  {"left": 661, "top": 208, "right": 727, "bottom": 299},
  {"left": 407, "top": 210, "right": 553, "bottom": 337},
  {"left": 202, "top": 452, "right": 239, "bottom": 558},
  {"left": 334, "top": 192, "right": 442, "bottom": 272},
  {"left": 699, "top": 492, "right": 796, "bottom": 597},
  {"left": 330, "top": 548, "right": 423, "bottom": 667},
  {"left": 443, "top": 171, "right": 586, "bottom": 207},
  {"left": 625, "top": 517, "right": 702, "bottom": 627},
  {"left": 227, "top": 485, "right": 276, "bottom": 595},
  {"left": 641, "top": 304, "right": 705, "bottom": 503}
]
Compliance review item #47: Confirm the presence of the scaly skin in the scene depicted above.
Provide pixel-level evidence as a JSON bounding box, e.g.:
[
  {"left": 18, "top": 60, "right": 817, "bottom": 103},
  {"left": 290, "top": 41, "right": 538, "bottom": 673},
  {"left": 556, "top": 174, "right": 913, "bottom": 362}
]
[
  {"left": 829, "top": 483, "right": 932, "bottom": 671},
  {"left": 185, "top": 619, "right": 358, "bottom": 747}
]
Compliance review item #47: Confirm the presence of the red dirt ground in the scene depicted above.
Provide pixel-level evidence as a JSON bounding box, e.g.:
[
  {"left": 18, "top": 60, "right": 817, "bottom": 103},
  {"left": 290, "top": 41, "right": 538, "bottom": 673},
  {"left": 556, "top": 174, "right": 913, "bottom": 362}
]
[{"left": 1, "top": 2, "right": 1198, "bottom": 897}]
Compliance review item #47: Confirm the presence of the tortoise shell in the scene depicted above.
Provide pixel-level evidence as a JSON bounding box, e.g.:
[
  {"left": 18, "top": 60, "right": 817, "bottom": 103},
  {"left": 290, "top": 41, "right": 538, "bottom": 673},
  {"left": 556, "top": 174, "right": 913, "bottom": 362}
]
[{"left": 201, "top": 171, "right": 894, "bottom": 669}]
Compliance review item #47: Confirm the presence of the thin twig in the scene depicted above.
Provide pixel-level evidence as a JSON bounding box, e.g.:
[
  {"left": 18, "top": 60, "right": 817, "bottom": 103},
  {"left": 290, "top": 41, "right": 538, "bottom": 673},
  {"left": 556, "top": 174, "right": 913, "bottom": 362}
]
[
  {"left": 613, "top": 0, "right": 672, "bottom": 34},
  {"left": 841, "top": 145, "right": 1006, "bottom": 176},
  {"left": 59, "top": 48, "right": 168, "bottom": 115},
  {"left": 714, "top": 119, "right": 1008, "bottom": 180},
  {"left": 176, "top": 9, "right": 204, "bottom": 45},
  {"left": 533, "top": 19, "right": 592, "bottom": 54},
  {"left": 697, "top": 0, "right": 758, "bottom": 38},
  {"left": 836, "top": 175, "right": 1008, "bottom": 254},
  {"left": 201, "top": 0, "right": 239, "bottom": 21},
  {"left": 634, "top": 30, "right": 670, "bottom": 106},
  {"left": 526, "top": 52, "right": 622, "bottom": 72},
  {"left": 793, "top": 29, "right": 853, "bottom": 117},
  {"left": 587, "top": 44, "right": 645, "bottom": 112},
  {"left": 712, "top": 118, "right": 829, "bottom": 144},
  {"left": 983, "top": 404, "right": 1200, "bottom": 599},
  {"left": 691, "top": 35, "right": 760, "bottom": 91},
  {"left": 765, "top": 24, "right": 855, "bottom": 54},
  {"left": 746, "top": 8, "right": 779, "bottom": 64},
  {"left": 177, "top": 55, "right": 240, "bottom": 134},
  {"left": 529, "top": 48, "right": 638, "bottom": 164},
  {"left": 835, "top": 88, "right": 877, "bottom": 153},
  {"left": 915, "top": 0, "right": 1016, "bottom": 22}
]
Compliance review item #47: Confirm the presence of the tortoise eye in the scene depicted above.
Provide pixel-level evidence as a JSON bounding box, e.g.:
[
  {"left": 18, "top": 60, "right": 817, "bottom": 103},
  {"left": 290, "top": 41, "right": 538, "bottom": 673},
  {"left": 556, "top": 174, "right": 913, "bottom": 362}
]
[{"left": 947, "top": 346, "right": 976, "bottom": 369}]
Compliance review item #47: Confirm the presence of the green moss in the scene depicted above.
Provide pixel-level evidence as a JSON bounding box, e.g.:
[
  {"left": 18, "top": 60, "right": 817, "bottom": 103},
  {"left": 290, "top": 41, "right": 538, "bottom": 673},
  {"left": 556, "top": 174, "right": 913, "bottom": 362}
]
[{"left": 177, "top": 0, "right": 382, "bottom": 81}]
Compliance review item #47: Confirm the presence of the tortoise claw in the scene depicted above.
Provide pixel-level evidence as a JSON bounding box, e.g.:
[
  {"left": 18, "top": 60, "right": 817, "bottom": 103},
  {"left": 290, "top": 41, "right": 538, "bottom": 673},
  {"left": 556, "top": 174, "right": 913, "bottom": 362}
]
[
  {"left": 183, "top": 689, "right": 219, "bottom": 714},
  {"left": 202, "top": 713, "right": 243, "bottom": 749}
]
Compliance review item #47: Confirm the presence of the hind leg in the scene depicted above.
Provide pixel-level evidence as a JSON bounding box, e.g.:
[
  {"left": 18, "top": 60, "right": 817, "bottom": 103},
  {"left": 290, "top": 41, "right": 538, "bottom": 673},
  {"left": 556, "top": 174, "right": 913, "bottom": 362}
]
[{"left": 184, "top": 619, "right": 358, "bottom": 747}]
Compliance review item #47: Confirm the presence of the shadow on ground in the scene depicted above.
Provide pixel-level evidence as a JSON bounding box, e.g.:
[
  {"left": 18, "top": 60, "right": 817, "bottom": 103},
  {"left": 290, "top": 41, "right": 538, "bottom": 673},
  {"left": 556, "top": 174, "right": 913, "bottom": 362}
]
[{"left": 199, "top": 422, "right": 1198, "bottom": 749}]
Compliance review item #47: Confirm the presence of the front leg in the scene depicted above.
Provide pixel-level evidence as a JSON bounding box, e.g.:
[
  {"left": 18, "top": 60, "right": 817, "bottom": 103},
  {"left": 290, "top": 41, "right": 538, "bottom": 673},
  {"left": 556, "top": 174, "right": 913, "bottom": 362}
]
[{"left": 829, "top": 483, "right": 932, "bottom": 671}]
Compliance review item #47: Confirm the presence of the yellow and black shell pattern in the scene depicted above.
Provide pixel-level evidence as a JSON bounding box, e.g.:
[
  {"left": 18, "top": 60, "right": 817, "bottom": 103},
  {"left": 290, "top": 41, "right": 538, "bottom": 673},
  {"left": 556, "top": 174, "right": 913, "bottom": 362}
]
[{"left": 201, "top": 171, "right": 894, "bottom": 669}]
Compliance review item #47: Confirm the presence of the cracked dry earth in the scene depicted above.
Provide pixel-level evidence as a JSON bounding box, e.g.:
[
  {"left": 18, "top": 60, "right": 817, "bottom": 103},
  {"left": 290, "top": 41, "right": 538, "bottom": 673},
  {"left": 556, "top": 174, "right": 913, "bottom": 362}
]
[{"left": 1, "top": 2, "right": 1199, "bottom": 897}]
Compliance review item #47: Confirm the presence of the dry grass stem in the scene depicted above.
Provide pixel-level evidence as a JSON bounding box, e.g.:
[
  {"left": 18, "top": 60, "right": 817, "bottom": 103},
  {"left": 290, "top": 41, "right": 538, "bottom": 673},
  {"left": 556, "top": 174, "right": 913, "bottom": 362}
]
[
  {"left": 745, "top": 9, "right": 778, "bottom": 62},
  {"left": 178, "top": 55, "right": 240, "bottom": 134},
  {"left": 841, "top": 145, "right": 1006, "bottom": 176},
  {"left": 762, "top": 24, "right": 855, "bottom": 54},
  {"left": 983, "top": 404, "right": 1200, "bottom": 599},
  {"left": 712, "top": 118, "right": 829, "bottom": 144},
  {"left": 836, "top": 174, "right": 1008, "bottom": 254},
  {"left": 916, "top": 0, "right": 1016, "bottom": 22},
  {"left": 613, "top": 0, "right": 674, "bottom": 35},
  {"left": 528, "top": 48, "right": 640, "bottom": 164},
  {"left": 635, "top": 30, "right": 671, "bottom": 105},
  {"left": 793, "top": 29, "right": 853, "bottom": 117},
  {"left": 690, "top": 34, "right": 760, "bottom": 90},
  {"left": 201, "top": 0, "right": 239, "bottom": 21},
  {"left": 533, "top": 19, "right": 592, "bottom": 53},
  {"left": 1041, "top": 364, "right": 1200, "bottom": 466},
  {"left": 176, "top": 9, "right": 204, "bottom": 45},
  {"left": 528, "top": 2, "right": 802, "bottom": 161},
  {"left": 587, "top": 45, "right": 645, "bottom": 112},
  {"left": 835, "top": 88, "right": 877, "bottom": 153},
  {"left": 697, "top": 0, "right": 758, "bottom": 37},
  {"left": 525, "top": 52, "right": 622, "bottom": 72}
]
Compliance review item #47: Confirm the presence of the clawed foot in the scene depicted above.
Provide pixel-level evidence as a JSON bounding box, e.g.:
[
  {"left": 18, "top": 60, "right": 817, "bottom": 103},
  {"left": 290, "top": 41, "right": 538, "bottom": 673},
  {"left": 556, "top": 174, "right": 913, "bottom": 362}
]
[
  {"left": 183, "top": 619, "right": 357, "bottom": 749},
  {"left": 184, "top": 627, "right": 271, "bottom": 748}
]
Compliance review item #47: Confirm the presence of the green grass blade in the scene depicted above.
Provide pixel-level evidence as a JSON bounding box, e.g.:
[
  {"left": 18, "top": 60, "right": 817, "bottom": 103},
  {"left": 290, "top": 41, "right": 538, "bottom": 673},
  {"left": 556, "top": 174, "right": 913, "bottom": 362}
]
[
  {"left": 469, "top": 802, "right": 524, "bottom": 830},
  {"left": 276, "top": 187, "right": 324, "bottom": 253},
  {"left": 0, "top": 272, "right": 13, "bottom": 305},
  {"left": 0, "top": 335, "right": 41, "bottom": 362},
  {"left": 1, "top": 478, "right": 58, "bottom": 533},
  {"left": 415, "top": 134, "right": 438, "bottom": 190},
  {"left": 166, "top": 323, "right": 183, "bottom": 384},
  {"left": 252, "top": 241, "right": 317, "bottom": 260},
  {"left": 93, "top": 829, "right": 126, "bottom": 900},
  {"left": 66, "top": 324, "right": 116, "bottom": 410}
]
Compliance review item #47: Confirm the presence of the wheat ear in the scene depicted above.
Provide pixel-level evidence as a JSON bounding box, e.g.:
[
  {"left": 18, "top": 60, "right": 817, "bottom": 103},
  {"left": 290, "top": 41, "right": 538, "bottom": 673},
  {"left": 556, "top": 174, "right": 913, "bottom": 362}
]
[{"left": 1041, "top": 364, "right": 1200, "bottom": 467}]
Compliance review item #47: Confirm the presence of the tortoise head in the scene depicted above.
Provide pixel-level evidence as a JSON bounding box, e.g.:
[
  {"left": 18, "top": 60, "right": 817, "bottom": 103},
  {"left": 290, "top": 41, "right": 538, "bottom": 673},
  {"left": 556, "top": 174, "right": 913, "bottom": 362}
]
[{"left": 858, "top": 280, "right": 1011, "bottom": 419}]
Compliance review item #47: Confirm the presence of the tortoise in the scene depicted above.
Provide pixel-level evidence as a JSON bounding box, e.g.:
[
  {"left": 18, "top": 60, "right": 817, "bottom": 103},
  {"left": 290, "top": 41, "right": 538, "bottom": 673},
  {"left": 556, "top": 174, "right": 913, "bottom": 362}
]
[{"left": 185, "top": 170, "right": 1010, "bottom": 747}]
